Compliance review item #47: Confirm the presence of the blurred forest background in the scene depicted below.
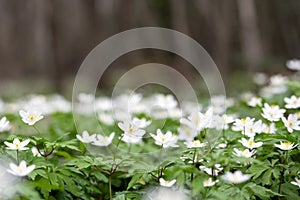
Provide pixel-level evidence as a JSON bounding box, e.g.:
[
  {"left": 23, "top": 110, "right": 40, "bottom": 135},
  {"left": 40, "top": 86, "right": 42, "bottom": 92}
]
[{"left": 0, "top": 0, "right": 300, "bottom": 96}]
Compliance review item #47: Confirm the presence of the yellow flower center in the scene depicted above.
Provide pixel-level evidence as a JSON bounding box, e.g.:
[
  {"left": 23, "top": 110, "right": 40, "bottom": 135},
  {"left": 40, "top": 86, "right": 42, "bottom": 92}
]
[
  {"left": 128, "top": 126, "right": 134, "bottom": 133},
  {"left": 248, "top": 140, "right": 254, "bottom": 147},
  {"left": 29, "top": 115, "right": 36, "bottom": 121},
  {"left": 283, "top": 142, "right": 291, "bottom": 148},
  {"left": 241, "top": 118, "right": 247, "bottom": 124}
]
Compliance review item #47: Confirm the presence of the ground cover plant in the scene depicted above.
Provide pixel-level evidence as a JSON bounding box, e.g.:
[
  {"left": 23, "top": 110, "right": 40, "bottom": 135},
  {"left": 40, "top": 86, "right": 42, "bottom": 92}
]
[{"left": 0, "top": 60, "right": 300, "bottom": 199}]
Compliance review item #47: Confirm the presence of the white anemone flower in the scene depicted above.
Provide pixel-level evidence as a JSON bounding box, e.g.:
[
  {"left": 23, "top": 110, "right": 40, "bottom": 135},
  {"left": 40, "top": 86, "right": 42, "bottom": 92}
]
[
  {"left": 232, "top": 117, "right": 255, "bottom": 133},
  {"left": 253, "top": 73, "right": 267, "bottom": 85},
  {"left": 180, "top": 108, "right": 213, "bottom": 131},
  {"left": 261, "top": 103, "right": 285, "bottom": 122},
  {"left": 92, "top": 132, "right": 115, "bottom": 147},
  {"left": 286, "top": 59, "right": 300, "bottom": 71},
  {"left": 76, "top": 130, "right": 96, "bottom": 143},
  {"left": 238, "top": 138, "right": 263, "bottom": 149},
  {"left": 221, "top": 171, "right": 250, "bottom": 184},
  {"left": 4, "top": 138, "right": 30, "bottom": 151},
  {"left": 212, "top": 114, "right": 235, "bottom": 130},
  {"left": 243, "top": 120, "right": 265, "bottom": 137},
  {"left": 150, "top": 129, "right": 178, "bottom": 148},
  {"left": 284, "top": 95, "right": 300, "bottom": 109},
  {"left": 118, "top": 120, "right": 146, "bottom": 137},
  {"left": 121, "top": 134, "right": 142, "bottom": 144},
  {"left": 19, "top": 109, "right": 44, "bottom": 125},
  {"left": 155, "top": 94, "right": 178, "bottom": 110},
  {"left": 31, "top": 146, "right": 41, "bottom": 157},
  {"left": 291, "top": 178, "right": 300, "bottom": 188},
  {"left": 247, "top": 97, "right": 262, "bottom": 107},
  {"left": 203, "top": 178, "right": 219, "bottom": 187},
  {"left": 274, "top": 141, "right": 298, "bottom": 150},
  {"left": 132, "top": 117, "right": 151, "bottom": 128},
  {"left": 159, "top": 178, "right": 176, "bottom": 187},
  {"left": 184, "top": 140, "right": 206, "bottom": 148},
  {"left": 263, "top": 123, "right": 277, "bottom": 134},
  {"left": 7, "top": 160, "right": 35, "bottom": 177},
  {"left": 177, "top": 125, "right": 198, "bottom": 141},
  {"left": 0, "top": 116, "right": 11, "bottom": 132},
  {"left": 199, "top": 164, "right": 223, "bottom": 176},
  {"left": 98, "top": 112, "right": 114, "bottom": 125},
  {"left": 282, "top": 114, "right": 300, "bottom": 133},
  {"left": 233, "top": 148, "right": 256, "bottom": 158}
]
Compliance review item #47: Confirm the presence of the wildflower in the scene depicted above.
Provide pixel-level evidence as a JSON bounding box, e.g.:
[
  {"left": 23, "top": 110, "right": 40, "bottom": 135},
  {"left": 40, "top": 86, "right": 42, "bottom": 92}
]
[
  {"left": 221, "top": 171, "right": 250, "bottom": 184},
  {"left": 286, "top": 59, "right": 300, "bottom": 71},
  {"left": 238, "top": 138, "right": 263, "bottom": 149},
  {"left": 76, "top": 131, "right": 96, "bottom": 143},
  {"left": 247, "top": 97, "right": 262, "bottom": 107},
  {"left": 180, "top": 108, "right": 213, "bottom": 131},
  {"left": 159, "top": 178, "right": 176, "bottom": 187},
  {"left": 150, "top": 129, "right": 178, "bottom": 148},
  {"left": 260, "top": 75, "right": 287, "bottom": 97},
  {"left": 261, "top": 103, "right": 285, "bottom": 122},
  {"left": 121, "top": 134, "right": 142, "bottom": 144},
  {"left": 282, "top": 114, "right": 300, "bottom": 133},
  {"left": 284, "top": 95, "right": 300, "bottom": 109},
  {"left": 31, "top": 147, "right": 41, "bottom": 157},
  {"left": 78, "top": 93, "right": 94, "bottom": 104},
  {"left": 184, "top": 140, "right": 206, "bottom": 148},
  {"left": 4, "top": 138, "right": 30, "bottom": 151},
  {"left": 291, "top": 178, "right": 300, "bottom": 188},
  {"left": 212, "top": 114, "right": 234, "bottom": 130},
  {"left": 253, "top": 73, "right": 267, "bottom": 85},
  {"left": 263, "top": 123, "right": 277, "bottom": 134},
  {"left": 233, "top": 148, "right": 256, "bottom": 158},
  {"left": 7, "top": 160, "right": 35, "bottom": 177},
  {"left": 118, "top": 120, "right": 146, "bottom": 137},
  {"left": 92, "top": 132, "right": 115, "bottom": 146},
  {"left": 203, "top": 178, "right": 219, "bottom": 187},
  {"left": 155, "top": 94, "right": 178, "bottom": 110},
  {"left": 199, "top": 164, "right": 223, "bottom": 176},
  {"left": 98, "top": 113, "right": 114, "bottom": 125},
  {"left": 217, "top": 143, "right": 227, "bottom": 149},
  {"left": 243, "top": 120, "right": 265, "bottom": 137},
  {"left": 177, "top": 125, "right": 198, "bottom": 141},
  {"left": 270, "top": 75, "right": 288, "bottom": 86},
  {"left": 274, "top": 141, "right": 298, "bottom": 150},
  {"left": 132, "top": 117, "right": 151, "bottom": 128},
  {"left": 232, "top": 117, "right": 255, "bottom": 133},
  {"left": 19, "top": 109, "right": 44, "bottom": 125},
  {"left": 0, "top": 117, "right": 11, "bottom": 132}
]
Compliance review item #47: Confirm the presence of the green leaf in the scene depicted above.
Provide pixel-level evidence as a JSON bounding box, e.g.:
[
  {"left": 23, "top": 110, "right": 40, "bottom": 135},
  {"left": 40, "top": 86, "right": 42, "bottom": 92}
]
[
  {"left": 127, "top": 173, "right": 143, "bottom": 190},
  {"left": 245, "top": 182, "right": 281, "bottom": 199},
  {"left": 262, "top": 169, "right": 272, "bottom": 186},
  {"left": 113, "top": 194, "right": 126, "bottom": 200},
  {"left": 281, "top": 183, "right": 300, "bottom": 200},
  {"left": 248, "top": 163, "right": 270, "bottom": 179}
]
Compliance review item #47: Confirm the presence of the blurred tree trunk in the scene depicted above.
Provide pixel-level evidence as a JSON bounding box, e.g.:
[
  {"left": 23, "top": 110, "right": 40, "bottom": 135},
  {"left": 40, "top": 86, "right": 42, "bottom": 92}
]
[
  {"left": 33, "top": 0, "right": 54, "bottom": 77},
  {"left": 237, "top": 0, "right": 263, "bottom": 71},
  {"left": 212, "top": 0, "right": 234, "bottom": 79}
]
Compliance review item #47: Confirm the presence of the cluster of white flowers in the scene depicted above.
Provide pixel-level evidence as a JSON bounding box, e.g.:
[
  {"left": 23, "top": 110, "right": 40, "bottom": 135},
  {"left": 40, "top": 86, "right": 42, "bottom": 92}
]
[
  {"left": 76, "top": 130, "right": 115, "bottom": 147},
  {"left": 1, "top": 60, "right": 299, "bottom": 192},
  {"left": 4, "top": 138, "right": 35, "bottom": 177},
  {"left": 1, "top": 109, "right": 45, "bottom": 178}
]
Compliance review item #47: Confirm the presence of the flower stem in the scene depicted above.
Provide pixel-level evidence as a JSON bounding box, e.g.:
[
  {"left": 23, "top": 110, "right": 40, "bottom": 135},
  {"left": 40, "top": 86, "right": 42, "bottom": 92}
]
[
  {"left": 109, "top": 175, "right": 112, "bottom": 200},
  {"left": 33, "top": 125, "right": 41, "bottom": 135},
  {"left": 113, "top": 134, "right": 124, "bottom": 162},
  {"left": 191, "top": 148, "right": 197, "bottom": 181},
  {"left": 157, "top": 145, "right": 164, "bottom": 182},
  {"left": 16, "top": 150, "right": 19, "bottom": 165}
]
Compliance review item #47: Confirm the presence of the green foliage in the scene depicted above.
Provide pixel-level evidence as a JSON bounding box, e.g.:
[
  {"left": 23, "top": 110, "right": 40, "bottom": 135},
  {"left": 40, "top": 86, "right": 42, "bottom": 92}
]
[{"left": 1, "top": 79, "right": 300, "bottom": 199}]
